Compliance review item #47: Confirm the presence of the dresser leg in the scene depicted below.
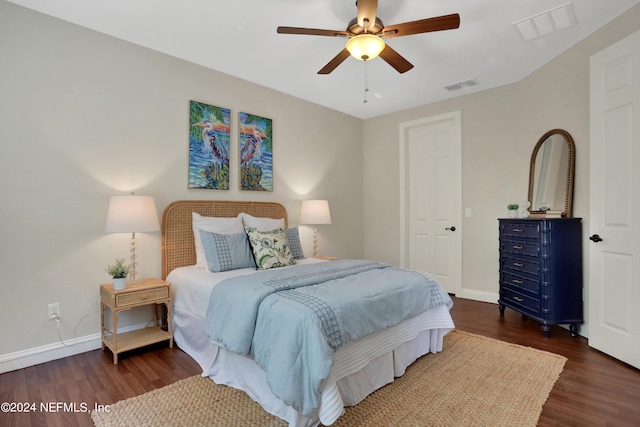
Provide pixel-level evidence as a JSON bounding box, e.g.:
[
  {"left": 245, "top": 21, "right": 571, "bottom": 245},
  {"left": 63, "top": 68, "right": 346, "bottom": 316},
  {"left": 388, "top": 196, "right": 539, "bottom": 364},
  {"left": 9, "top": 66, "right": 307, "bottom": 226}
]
[
  {"left": 542, "top": 325, "right": 551, "bottom": 338},
  {"left": 498, "top": 303, "right": 505, "bottom": 315},
  {"left": 569, "top": 324, "right": 579, "bottom": 337}
]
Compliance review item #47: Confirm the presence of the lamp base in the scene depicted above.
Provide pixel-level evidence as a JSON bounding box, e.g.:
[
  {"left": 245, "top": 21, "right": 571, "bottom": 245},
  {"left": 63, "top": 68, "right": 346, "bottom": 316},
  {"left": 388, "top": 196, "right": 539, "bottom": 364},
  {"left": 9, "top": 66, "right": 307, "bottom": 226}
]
[
  {"left": 129, "top": 232, "right": 139, "bottom": 285},
  {"left": 312, "top": 226, "right": 319, "bottom": 258}
]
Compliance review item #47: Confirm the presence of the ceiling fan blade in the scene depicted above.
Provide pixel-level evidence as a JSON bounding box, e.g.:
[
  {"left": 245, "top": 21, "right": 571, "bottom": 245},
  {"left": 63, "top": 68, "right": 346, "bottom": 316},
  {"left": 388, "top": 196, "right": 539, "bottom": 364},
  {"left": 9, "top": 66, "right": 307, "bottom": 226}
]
[
  {"left": 318, "top": 49, "right": 351, "bottom": 75},
  {"left": 277, "top": 26, "right": 349, "bottom": 37},
  {"left": 383, "top": 13, "right": 460, "bottom": 38},
  {"left": 378, "top": 45, "right": 414, "bottom": 73},
  {"left": 357, "top": 0, "right": 378, "bottom": 30}
]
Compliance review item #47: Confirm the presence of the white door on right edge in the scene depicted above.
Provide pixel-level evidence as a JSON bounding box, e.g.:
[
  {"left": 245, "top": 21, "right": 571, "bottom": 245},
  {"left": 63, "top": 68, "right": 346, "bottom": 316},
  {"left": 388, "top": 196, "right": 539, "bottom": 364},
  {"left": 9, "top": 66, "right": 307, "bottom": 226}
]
[{"left": 589, "top": 28, "right": 640, "bottom": 369}]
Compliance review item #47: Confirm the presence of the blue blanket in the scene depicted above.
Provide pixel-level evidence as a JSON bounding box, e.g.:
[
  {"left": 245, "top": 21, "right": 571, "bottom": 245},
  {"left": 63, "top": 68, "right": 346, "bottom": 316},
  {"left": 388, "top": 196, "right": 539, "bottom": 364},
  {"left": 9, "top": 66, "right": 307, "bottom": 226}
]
[{"left": 205, "top": 259, "right": 452, "bottom": 417}]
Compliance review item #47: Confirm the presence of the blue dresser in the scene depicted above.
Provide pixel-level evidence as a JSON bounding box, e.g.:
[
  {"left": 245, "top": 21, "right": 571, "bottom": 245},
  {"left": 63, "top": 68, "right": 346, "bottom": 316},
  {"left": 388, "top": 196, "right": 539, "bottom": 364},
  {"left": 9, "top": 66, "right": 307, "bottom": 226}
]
[{"left": 498, "top": 218, "right": 583, "bottom": 337}]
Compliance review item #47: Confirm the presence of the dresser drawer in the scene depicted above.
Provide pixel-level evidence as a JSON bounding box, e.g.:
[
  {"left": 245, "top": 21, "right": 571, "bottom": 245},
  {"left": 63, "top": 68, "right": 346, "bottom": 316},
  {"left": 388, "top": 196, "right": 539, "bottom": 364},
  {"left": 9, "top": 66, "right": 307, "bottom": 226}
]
[
  {"left": 502, "top": 255, "right": 539, "bottom": 276},
  {"left": 501, "top": 239, "right": 540, "bottom": 257},
  {"left": 500, "top": 222, "right": 540, "bottom": 240},
  {"left": 501, "top": 271, "right": 539, "bottom": 295},
  {"left": 116, "top": 287, "right": 169, "bottom": 307},
  {"left": 501, "top": 287, "right": 540, "bottom": 316}
]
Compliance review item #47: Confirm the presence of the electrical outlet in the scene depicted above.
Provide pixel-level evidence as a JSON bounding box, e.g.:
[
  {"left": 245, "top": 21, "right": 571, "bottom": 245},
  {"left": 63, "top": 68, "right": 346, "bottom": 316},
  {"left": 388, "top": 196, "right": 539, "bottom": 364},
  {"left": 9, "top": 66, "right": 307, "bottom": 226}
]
[{"left": 48, "top": 303, "right": 60, "bottom": 320}]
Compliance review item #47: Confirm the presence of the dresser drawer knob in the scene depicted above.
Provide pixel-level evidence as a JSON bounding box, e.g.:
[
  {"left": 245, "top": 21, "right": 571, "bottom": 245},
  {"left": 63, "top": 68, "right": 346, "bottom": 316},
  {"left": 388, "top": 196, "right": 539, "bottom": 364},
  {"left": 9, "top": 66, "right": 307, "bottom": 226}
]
[
  {"left": 140, "top": 293, "right": 149, "bottom": 300},
  {"left": 513, "top": 296, "right": 524, "bottom": 302},
  {"left": 513, "top": 228, "right": 523, "bottom": 232},
  {"left": 512, "top": 245, "right": 523, "bottom": 250},
  {"left": 512, "top": 279, "right": 523, "bottom": 284},
  {"left": 513, "top": 262, "right": 524, "bottom": 267}
]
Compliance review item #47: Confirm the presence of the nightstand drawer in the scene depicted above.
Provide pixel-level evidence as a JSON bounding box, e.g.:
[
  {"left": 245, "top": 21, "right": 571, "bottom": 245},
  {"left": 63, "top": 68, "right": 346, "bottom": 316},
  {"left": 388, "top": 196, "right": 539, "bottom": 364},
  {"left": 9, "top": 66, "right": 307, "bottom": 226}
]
[{"left": 116, "top": 287, "right": 169, "bottom": 307}]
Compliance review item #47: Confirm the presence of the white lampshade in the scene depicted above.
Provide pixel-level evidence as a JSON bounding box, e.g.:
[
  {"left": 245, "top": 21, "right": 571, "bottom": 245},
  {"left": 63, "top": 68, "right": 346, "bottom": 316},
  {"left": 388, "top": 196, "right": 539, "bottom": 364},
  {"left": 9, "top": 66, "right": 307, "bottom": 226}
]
[
  {"left": 300, "top": 200, "right": 332, "bottom": 225},
  {"left": 346, "top": 34, "right": 386, "bottom": 61},
  {"left": 105, "top": 195, "right": 160, "bottom": 233}
]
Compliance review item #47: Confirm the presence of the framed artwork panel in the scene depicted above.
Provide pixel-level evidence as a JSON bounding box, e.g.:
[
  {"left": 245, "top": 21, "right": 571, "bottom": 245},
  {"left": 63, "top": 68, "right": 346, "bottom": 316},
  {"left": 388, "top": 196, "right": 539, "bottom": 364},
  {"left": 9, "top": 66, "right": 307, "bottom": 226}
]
[
  {"left": 188, "top": 100, "right": 230, "bottom": 190},
  {"left": 239, "top": 112, "right": 273, "bottom": 191}
]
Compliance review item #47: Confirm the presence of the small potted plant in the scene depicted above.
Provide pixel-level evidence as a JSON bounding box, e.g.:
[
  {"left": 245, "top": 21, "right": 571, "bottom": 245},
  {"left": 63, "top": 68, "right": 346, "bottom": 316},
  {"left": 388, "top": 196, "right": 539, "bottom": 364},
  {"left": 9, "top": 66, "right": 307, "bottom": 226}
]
[
  {"left": 106, "top": 258, "right": 131, "bottom": 290},
  {"left": 507, "top": 203, "right": 519, "bottom": 218}
]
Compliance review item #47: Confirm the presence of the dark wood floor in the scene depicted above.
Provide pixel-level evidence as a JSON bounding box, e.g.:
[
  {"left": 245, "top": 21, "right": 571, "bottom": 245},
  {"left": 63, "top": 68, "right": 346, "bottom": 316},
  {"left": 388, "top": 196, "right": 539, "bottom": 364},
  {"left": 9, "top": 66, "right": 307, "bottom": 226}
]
[
  {"left": 1, "top": 297, "right": 638, "bottom": 426},
  {"left": 451, "top": 298, "right": 640, "bottom": 427}
]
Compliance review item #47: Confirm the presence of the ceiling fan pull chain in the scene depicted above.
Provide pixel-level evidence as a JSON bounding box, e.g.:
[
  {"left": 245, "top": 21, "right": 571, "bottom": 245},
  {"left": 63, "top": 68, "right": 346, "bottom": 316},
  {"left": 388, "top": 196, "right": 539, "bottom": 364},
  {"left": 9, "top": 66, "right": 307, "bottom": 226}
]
[{"left": 363, "top": 60, "right": 370, "bottom": 103}]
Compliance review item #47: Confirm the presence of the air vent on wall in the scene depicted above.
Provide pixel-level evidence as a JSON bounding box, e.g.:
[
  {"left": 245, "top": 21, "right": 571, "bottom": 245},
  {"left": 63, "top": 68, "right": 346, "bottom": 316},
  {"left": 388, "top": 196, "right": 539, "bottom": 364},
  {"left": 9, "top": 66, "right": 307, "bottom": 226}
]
[
  {"left": 445, "top": 78, "right": 479, "bottom": 92},
  {"left": 513, "top": 2, "right": 577, "bottom": 41}
]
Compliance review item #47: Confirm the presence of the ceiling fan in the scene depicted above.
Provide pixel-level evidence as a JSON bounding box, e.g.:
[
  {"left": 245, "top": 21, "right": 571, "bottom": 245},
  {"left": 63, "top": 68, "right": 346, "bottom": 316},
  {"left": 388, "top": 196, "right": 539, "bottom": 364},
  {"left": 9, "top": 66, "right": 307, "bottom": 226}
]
[{"left": 277, "top": 0, "right": 460, "bottom": 74}]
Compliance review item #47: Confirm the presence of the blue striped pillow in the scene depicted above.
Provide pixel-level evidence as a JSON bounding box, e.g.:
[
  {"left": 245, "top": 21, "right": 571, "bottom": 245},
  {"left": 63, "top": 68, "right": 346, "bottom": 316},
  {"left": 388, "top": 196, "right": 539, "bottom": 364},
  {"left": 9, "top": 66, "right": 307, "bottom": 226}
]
[
  {"left": 199, "top": 230, "right": 256, "bottom": 272},
  {"left": 285, "top": 226, "right": 305, "bottom": 260}
]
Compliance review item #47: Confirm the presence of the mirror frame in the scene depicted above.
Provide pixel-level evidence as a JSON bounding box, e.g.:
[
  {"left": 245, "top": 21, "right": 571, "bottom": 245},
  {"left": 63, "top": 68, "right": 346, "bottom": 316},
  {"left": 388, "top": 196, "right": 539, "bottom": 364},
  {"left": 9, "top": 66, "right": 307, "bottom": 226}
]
[{"left": 527, "top": 129, "right": 576, "bottom": 217}]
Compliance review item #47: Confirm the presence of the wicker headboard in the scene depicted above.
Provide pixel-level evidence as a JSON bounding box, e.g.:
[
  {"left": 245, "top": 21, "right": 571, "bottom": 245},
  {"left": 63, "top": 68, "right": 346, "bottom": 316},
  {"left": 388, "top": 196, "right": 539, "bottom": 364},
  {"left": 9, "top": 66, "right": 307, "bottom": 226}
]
[{"left": 161, "top": 200, "right": 288, "bottom": 279}]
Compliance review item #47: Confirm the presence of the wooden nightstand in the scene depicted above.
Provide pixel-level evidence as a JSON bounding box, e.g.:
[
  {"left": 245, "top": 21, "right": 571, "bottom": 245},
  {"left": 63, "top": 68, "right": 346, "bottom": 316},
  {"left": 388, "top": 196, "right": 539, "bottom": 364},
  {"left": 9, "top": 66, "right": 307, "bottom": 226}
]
[{"left": 100, "top": 278, "right": 173, "bottom": 364}]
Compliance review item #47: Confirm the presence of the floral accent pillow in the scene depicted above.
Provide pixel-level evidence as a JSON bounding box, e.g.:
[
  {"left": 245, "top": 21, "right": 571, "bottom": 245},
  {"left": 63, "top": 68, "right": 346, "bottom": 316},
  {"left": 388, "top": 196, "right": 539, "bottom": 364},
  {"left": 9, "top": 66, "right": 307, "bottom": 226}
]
[{"left": 245, "top": 226, "right": 296, "bottom": 270}]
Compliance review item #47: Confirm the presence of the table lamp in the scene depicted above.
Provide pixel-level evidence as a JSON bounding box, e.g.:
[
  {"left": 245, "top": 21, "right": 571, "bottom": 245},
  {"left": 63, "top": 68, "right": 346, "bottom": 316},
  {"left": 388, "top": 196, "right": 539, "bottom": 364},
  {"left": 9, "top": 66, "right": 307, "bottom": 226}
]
[
  {"left": 299, "top": 199, "right": 332, "bottom": 257},
  {"left": 105, "top": 193, "right": 160, "bottom": 284}
]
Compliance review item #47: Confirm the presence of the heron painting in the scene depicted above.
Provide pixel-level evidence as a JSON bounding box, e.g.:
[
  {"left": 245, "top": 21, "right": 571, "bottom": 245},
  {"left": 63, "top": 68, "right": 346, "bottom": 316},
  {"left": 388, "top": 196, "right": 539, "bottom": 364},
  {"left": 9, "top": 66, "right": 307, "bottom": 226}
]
[
  {"left": 188, "top": 101, "right": 230, "bottom": 190},
  {"left": 239, "top": 112, "right": 273, "bottom": 191}
]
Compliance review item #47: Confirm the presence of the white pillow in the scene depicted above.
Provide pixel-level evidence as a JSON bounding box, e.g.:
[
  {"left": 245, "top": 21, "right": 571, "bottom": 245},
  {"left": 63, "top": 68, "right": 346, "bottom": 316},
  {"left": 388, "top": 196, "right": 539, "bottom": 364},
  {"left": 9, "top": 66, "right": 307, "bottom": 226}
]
[
  {"left": 240, "top": 212, "right": 285, "bottom": 231},
  {"left": 192, "top": 212, "right": 245, "bottom": 269}
]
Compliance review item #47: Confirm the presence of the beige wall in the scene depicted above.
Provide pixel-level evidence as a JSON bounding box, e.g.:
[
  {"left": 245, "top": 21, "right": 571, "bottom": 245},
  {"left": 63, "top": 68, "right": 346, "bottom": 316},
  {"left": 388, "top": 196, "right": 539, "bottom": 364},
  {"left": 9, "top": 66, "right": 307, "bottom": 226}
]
[
  {"left": 363, "top": 4, "right": 640, "bottom": 330},
  {"left": 0, "top": 2, "right": 363, "bottom": 360}
]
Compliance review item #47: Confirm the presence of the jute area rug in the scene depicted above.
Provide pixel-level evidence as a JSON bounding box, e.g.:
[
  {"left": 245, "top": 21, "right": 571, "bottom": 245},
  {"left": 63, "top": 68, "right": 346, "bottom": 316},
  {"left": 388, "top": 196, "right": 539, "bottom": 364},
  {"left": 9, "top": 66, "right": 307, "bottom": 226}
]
[{"left": 91, "top": 330, "right": 566, "bottom": 427}]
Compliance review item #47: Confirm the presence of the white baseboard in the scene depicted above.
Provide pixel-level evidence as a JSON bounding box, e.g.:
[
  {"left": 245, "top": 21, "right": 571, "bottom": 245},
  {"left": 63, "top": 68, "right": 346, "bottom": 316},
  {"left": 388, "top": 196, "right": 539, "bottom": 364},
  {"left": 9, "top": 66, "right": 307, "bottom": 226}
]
[
  {"left": 455, "top": 288, "right": 499, "bottom": 304},
  {"left": 0, "top": 323, "right": 148, "bottom": 374}
]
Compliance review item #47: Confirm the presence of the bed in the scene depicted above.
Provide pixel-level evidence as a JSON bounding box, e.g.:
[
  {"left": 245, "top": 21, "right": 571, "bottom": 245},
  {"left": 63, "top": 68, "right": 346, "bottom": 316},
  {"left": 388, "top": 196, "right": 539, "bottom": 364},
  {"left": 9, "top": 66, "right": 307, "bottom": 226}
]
[{"left": 162, "top": 200, "right": 454, "bottom": 427}]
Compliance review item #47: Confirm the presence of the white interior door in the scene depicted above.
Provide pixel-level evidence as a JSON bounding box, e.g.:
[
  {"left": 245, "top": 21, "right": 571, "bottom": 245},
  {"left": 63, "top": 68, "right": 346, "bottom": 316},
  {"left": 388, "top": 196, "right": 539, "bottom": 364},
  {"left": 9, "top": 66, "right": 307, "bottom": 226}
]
[
  {"left": 589, "top": 29, "right": 640, "bottom": 369},
  {"left": 400, "top": 111, "right": 461, "bottom": 295}
]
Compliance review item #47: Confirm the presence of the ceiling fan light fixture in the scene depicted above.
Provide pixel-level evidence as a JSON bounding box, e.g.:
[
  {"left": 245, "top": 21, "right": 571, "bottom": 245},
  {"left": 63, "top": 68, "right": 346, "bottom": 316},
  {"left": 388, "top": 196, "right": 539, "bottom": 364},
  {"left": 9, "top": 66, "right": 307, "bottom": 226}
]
[{"left": 346, "top": 34, "right": 385, "bottom": 61}]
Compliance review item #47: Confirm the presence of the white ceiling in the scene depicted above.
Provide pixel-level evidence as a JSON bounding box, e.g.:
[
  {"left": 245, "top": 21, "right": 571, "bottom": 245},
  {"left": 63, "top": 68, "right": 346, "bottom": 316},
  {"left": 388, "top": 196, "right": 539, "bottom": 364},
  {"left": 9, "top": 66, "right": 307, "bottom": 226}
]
[{"left": 7, "top": 0, "right": 640, "bottom": 119}]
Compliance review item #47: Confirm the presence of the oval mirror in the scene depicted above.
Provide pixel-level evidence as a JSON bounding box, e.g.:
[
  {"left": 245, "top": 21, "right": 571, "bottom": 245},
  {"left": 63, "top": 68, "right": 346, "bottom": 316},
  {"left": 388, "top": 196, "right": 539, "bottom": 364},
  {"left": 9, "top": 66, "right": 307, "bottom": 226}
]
[{"left": 527, "top": 129, "right": 575, "bottom": 217}]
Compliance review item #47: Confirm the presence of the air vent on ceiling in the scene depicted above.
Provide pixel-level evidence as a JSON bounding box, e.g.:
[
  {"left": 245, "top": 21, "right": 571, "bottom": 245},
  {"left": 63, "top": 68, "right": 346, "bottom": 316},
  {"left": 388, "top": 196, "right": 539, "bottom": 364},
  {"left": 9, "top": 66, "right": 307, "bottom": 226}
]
[
  {"left": 445, "top": 78, "right": 479, "bottom": 92},
  {"left": 513, "top": 2, "right": 577, "bottom": 41}
]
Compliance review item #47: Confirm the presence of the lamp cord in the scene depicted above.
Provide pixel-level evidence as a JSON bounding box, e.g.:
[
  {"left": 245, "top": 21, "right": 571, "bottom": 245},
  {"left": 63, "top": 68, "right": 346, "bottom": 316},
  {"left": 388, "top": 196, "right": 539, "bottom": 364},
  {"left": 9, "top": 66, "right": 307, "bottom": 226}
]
[{"left": 55, "top": 312, "right": 90, "bottom": 347}]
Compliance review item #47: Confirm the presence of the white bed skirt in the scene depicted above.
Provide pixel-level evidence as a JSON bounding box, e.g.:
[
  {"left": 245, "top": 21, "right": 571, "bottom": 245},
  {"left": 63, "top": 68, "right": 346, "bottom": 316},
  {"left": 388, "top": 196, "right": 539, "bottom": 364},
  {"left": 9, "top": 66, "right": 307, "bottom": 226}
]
[{"left": 173, "top": 305, "right": 454, "bottom": 426}]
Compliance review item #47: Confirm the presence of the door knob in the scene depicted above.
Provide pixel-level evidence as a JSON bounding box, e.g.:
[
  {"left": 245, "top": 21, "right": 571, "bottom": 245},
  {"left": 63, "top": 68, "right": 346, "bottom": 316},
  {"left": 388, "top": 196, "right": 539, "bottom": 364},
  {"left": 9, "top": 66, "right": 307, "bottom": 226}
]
[
  {"left": 446, "top": 226, "right": 456, "bottom": 232},
  {"left": 589, "top": 234, "right": 603, "bottom": 242}
]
